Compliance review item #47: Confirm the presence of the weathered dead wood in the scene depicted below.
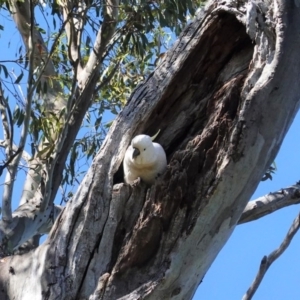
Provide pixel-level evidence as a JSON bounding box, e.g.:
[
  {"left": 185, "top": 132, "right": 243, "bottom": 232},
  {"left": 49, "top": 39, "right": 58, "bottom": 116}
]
[{"left": 239, "top": 184, "right": 300, "bottom": 224}]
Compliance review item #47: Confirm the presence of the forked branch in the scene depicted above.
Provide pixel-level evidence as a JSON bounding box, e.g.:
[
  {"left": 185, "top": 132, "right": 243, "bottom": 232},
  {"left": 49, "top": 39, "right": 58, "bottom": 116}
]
[{"left": 242, "top": 212, "right": 300, "bottom": 300}]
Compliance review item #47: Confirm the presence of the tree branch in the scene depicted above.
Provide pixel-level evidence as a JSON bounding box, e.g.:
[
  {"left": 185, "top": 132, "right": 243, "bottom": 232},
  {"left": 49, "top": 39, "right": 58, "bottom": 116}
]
[
  {"left": 0, "top": 203, "right": 63, "bottom": 254},
  {"left": 242, "top": 212, "right": 300, "bottom": 300},
  {"left": 61, "top": 0, "right": 84, "bottom": 70},
  {"left": 78, "top": 0, "right": 119, "bottom": 88},
  {"left": 239, "top": 184, "right": 300, "bottom": 224},
  {"left": 0, "top": 141, "right": 31, "bottom": 162}
]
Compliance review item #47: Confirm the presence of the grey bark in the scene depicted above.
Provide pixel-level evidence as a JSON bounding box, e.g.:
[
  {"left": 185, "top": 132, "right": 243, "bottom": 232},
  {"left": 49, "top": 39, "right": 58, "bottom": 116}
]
[
  {"left": 1, "top": 0, "right": 300, "bottom": 299},
  {"left": 239, "top": 184, "right": 300, "bottom": 224}
]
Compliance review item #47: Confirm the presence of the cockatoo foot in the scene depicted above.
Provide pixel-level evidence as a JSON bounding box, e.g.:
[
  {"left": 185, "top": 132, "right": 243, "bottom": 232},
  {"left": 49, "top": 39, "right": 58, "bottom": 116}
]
[{"left": 132, "top": 177, "right": 141, "bottom": 187}]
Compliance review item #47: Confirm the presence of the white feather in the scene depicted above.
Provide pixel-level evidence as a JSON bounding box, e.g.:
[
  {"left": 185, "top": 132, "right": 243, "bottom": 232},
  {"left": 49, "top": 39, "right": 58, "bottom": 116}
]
[{"left": 123, "top": 134, "right": 167, "bottom": 185}]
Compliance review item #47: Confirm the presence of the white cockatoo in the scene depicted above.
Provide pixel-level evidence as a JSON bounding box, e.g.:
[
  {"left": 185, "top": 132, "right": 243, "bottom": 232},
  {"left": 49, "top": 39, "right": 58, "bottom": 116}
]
[{"left": 123, "top": 133, "right": 167, "bottom": 185}]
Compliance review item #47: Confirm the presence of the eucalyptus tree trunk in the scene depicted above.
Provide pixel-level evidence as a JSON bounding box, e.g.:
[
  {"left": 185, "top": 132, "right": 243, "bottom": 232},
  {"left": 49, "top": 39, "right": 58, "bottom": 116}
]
[{"left": 1, "top": 1, "right": 300, "bottom": 299}]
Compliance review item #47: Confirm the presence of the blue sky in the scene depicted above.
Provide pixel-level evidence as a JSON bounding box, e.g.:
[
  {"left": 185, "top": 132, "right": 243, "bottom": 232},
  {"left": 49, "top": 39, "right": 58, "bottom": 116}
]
[{"left": 1, "top": 5, "right": 300, "bottom": 300}]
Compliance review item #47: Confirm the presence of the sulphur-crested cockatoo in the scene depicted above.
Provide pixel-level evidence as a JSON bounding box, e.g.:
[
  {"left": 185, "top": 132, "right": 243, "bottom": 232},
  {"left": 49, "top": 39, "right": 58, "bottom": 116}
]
[{"left": 123, "top": 133, "right": 167, "bottom": 185}]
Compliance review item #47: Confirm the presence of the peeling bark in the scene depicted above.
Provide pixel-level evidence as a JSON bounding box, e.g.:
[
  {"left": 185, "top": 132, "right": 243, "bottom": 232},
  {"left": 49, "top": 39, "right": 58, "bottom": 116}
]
[{"left": 1, "top": 1, "right": 300, "bottom": 299}]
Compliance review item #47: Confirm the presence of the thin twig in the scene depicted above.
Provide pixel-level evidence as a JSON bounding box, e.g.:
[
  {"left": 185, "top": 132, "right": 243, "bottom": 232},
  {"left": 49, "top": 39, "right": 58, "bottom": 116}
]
[
  {"left": 242, "top": 212, "right": 300, "bottom": 300},
  {"left": 0, "top": 140, "right": 31, "bottom": 162},
  {"left": 1, "top": 73, "right": 26, "bottom": 108},
  {"left": 0, "top": 58, "right": 27, "bottom": 65},
  {"left": 0, "top": 147, "right": 23, "bottom": 177}
]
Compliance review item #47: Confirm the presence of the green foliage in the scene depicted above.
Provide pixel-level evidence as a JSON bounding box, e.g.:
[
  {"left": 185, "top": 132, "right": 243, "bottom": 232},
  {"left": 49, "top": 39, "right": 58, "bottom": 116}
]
[{"left": 13, "top": 105, "right": 25, "bottom": 127}]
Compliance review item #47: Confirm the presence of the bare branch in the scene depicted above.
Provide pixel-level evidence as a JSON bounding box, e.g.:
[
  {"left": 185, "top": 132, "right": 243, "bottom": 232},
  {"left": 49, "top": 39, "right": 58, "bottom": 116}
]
[
  {"left": 242, "top": 212, "right": 300, "bottom": 300},
  {"left": 239, "top": 184, "right": 300, "bottom": 224},
  {"left": 0, "top": 203, "right": 63, "bottom": 254},
  {"left": 61, "top": 0, "right": 85, "bottom": 70},
  {"left": 10, "top": 70, "right": 27, "bottom": 104},
  {"left": 0, "top": 148, "right": 23, "bottom": 177},
  {"left": 79, "top": 0, "right": 120, "bottom": 88}
]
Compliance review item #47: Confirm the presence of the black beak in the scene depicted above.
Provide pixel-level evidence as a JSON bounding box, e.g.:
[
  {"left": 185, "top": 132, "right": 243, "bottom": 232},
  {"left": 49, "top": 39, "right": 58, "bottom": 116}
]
[{"left": 132, "top": 147, "right": 140, "bottom": 158}]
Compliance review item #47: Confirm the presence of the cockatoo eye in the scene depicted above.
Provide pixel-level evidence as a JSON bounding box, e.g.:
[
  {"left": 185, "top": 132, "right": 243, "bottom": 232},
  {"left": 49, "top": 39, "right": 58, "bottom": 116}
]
[{"left": 144, "top": 148, "right": 146, "bottom": 151}]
